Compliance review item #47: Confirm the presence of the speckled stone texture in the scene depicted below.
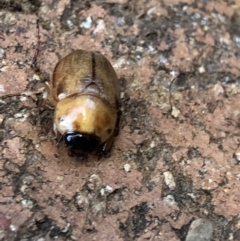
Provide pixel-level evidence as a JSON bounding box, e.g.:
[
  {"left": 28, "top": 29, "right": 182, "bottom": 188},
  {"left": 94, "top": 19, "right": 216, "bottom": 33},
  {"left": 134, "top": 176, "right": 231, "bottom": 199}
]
[{"left": 1, "top": 0, "right": 240, "bottom": 240}]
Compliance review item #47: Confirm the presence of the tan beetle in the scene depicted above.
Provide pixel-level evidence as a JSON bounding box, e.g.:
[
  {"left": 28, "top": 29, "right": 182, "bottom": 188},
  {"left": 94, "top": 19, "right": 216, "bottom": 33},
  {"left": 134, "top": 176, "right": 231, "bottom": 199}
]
[{"left": 48, "top": 50, "right": 120, "bottom": 157}]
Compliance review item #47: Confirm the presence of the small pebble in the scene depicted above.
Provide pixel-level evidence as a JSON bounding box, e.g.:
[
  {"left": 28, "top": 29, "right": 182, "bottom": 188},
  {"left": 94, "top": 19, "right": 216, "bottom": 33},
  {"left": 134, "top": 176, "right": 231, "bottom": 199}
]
[
  {"left": 70, "top": 236, "right": 78, "bottom": 241},
  {"left": 61, "top": 223, "right": 71, "bottom": 233},
  {"left": 93, "top": 19, "right": 105, "bottom": 34},
  {"left": 67, "top": 19, "right": 74, "bottom": 29},
  {"left": 32, "top": 74, "right": 41, "bottom": 81},
  {"left": 186, "top": 218, "right": 213, "bottom": 241},
  {"left": 235, "top": 152, "right": 240, "bottom": 161},
  {"left": 163, "top": 171, "right": 176, "bottom": 190},
  {"left": 20, "top": 185, "right": 28, "bottom": 193},
  {"left": 0, "top": 114, "right": 4, "bottom": 125},
  {"left": 150, "top": 141, "right": 155, "bottom": 148},
  {"left": 56, "top": 176, "right": 64, "bottom": 181},
  {"left": 0, "top": 84, "right": 5, "bottom": 92},
  {"left": 163, "top": 195, "right": 177, "bottom": 206},
  {"left": 171, "top": 106, "right": 180, "bottom": 118},
  {"left": 9, "top": 224, "right": 16, "bottom": 232},
  {"left": 198, "top": 65, "right": 205, "bottom": 73},
  {"left": 21, "top": 199, "right": 33, "bottom": 209},
  {"left": 0, "top": 48, "right": 5, "bottom": 59},
  {"left": 80, "top": 16, "right": 92, "bottom": 29},
  {"left": 124, "top": 163, "right": 131, "bottom": 172},
  {"left": 100, "top": 185, "right": 113, "bottom": 195}
]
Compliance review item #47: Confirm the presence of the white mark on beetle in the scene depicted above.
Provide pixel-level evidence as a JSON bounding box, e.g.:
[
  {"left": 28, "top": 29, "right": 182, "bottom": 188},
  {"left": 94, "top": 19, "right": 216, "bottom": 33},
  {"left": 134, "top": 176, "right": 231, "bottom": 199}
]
[{"left": 58, "top": 93, "right": 67, "bottom": 100}]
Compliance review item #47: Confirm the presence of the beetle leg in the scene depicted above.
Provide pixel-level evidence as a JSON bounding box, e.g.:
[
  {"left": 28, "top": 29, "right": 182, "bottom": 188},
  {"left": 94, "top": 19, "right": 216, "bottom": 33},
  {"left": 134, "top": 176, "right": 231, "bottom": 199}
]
[
  {"left": 114, "top": 110, "right": 121, "bottom": 137},
  {"left": 56, "top": 134, "right": 64, "bottom": 146},
  {"left": 99, "top": 131, "right": 115, "bottom": 158},
  {"left": 45, "top": 82, "right": 57, "bottom": 106},
  {"left": 53, "top": 126, "right": 63, "bottom": 146},
  {"left": 52, "top": 124, "right": 58, "bottom": 141}
]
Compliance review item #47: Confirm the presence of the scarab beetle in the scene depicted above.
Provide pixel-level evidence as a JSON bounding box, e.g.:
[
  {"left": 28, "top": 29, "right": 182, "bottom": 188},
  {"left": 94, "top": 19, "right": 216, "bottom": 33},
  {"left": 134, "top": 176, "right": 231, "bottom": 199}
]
[{"left": 48, "top": 50, "right": 120, "bottom": 156}]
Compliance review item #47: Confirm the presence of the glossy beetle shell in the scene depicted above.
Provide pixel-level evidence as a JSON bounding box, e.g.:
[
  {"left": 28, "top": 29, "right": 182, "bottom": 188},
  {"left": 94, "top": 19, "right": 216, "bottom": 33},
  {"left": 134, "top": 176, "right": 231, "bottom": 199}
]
[{"left": 48, "top": 50, "right": 120, "bottom": 156}]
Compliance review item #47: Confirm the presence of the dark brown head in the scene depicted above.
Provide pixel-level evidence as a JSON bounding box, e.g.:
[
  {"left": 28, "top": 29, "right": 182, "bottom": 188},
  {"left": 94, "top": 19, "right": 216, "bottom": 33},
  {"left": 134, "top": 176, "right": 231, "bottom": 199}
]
[{"left": 64, "top": 132, "right": 101, "bottom": 152}]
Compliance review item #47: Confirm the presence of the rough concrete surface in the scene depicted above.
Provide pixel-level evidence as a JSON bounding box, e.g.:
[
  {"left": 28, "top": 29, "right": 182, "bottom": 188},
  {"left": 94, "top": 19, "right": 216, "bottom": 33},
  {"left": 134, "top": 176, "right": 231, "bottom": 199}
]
[{"left": 1, "top": 0, "right": 240, "bottom": 240}]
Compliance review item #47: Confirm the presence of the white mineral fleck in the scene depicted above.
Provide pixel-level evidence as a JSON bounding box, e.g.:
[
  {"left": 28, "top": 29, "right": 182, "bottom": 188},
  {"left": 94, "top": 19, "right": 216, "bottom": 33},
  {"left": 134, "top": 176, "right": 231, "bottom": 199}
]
[
  {"left": 163, "top": 171, "right": 176, "bottom": 190},
  {"left": 0, "top": 84, "right": 5, "bottom": 92},
  {"left": 171, "top": 106, "right": 180, "bottom": 118},
  {"left": 80, "top": 16, "right": 92, "bottom": 29},
  {"left": 124, "top": 163, "right": 131, "bottom": 172}
]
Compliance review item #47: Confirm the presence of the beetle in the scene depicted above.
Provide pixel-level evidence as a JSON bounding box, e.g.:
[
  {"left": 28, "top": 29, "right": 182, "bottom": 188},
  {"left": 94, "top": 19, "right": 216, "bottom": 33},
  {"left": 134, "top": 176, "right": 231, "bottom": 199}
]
[{"left": 48, "top": 50, "right": 120, "bottom": 157}]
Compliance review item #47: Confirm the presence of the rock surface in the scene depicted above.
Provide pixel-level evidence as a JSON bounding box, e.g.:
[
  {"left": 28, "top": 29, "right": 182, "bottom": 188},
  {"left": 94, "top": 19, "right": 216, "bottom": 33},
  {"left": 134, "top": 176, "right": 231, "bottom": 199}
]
[{"left": 1, "top": 0, "right": 240, "bottom": 240}]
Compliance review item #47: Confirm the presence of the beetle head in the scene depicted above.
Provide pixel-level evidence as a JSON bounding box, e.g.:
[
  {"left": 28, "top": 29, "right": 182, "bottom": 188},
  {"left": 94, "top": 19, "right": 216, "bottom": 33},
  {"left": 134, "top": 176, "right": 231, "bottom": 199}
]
[{"left": 64, "top": 132, "right": 101, "bottom": 152}]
